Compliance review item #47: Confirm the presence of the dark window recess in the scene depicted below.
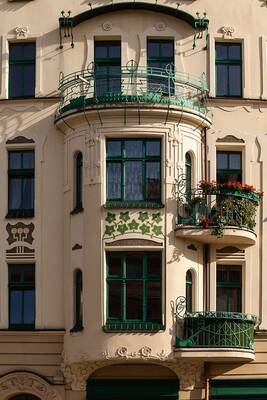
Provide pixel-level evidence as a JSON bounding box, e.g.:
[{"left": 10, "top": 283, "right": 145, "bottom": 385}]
[
  {"left": 106, "top": 252, "right": 162, "bottom": 328},
  {"left": 215, "top": 42, "right": 242, "bottom": 97},
  {"left": 9, "top": 42, "right": 36, "bottom": 99},
  {"left": 147, "top": 39, "right": 174, "bottom": 94},
  {"left": 106, "top": 139, "right": 161, "bottom": 204},
  {"left": 216, "top": 151, "right": 242, "bottom": 184},
  {"left": 94, "top": 41, "right": 121, "bottom": 97},
  {"left": 72, "top": 152, "right": 83, "bottom": 213},
  {"left": 216, "top": 265, "right": 242, "bottom": 312},
  {"left": 186, "top": 270, "right": 193, "bottom": 313},
  {"left": 71, "top": 269, "right": 83, "bottom": 332},
  {"left": 8, "top": 150, "right": 34, "bottom": 218},
  {"left": 185, "top": 152, "right": 192, "bottom": 196},
  {"left": 9, "top": 264, "right": 35, "bottom": 330}
]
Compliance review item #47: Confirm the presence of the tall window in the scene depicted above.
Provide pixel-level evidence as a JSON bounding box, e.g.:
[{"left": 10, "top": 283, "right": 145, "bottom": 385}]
[
  {"left": 186, "top": 270, "right": 193, "bottom": 313},
  {"left": 74, "top": 152, "right": 83, "bottom": 211},
  {"left": 216, "top": 266, "right": 242, "bottom": 312},
  {"left": 9, "top": 264, "right": 35, "bottom": 329},
  {"left": 9, "top": 42, "right": 36, "bottom": 98},
  {"left": 106, "top": 252, "right": 162, "bottom": 327},
  {"left": 215, "top": 42, "right": 242, "bottom": 97},
  {"left": 185, "top": 152, "right": 192, "bottom": 195},
  {"left": 106, "top": 139, "right": 161, "bottom": 203},
  {"left": 147, "top": 39, "right": 174, "bottom": 94},
  {"left": 71, "top": 269, "right": 83, "bottom": 332},
  {"left": 8, "top": 150, "right": 34, "bottom": 217},
  {"left": 94, "top": 41, "right": 121, "bottom": 97},
  {"left": 216, "top": 151, "right": 242, "bottom": 184}
]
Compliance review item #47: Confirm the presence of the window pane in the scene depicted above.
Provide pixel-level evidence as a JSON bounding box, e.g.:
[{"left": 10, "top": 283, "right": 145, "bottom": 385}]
[
  {"left": 10, "top": 290, "right": 23, "bottom": 324},
  {"left": 229, "top": 44, "right": 241, "bottom": 60},
  {"left": 108, "top": 44, "right": 120, "bottom": 58},
  {"left": 23, "top": 290, "right": 35, "bottom": 324},
  {"left": 23, "top": 65, "right": 35, "bottom": 97},
  {"left": 108, "top": 281, "right": 122, "bottom": 319},
  {"left": 21, "top": 178, "right": 34, "bottom": 209},
  {"left": 107, "top": 163, "right": 121, "bottom": 199},
  {"left": 107, "top": 141, "right": 121, "bottom": 157},
  {"left": 10, "top": 65, "right": 24, "bottom": 98},
  {"left": 229, "top": 268, "right": 242, "bottom": 283},
  {"left": 108, "top": 254, "right": 122, "bottom": 276},
  {"left": 216, "top": 287, "right": 228, "bottom": 311},
  {"left": 146, "top": 281, "right": 161, "bottom": 320},
  {"left": 217, "top": 269, "right": 228, "bottom": 283},
  {"left": 146, "top": 162, "right": 160, "bottom": 200},
  {"left": 147, "top": 254, "right": 161, "bottom": 277},
  {"left": 161, "top": 41, "right": 173, "bottom": 58},
  {"left": 22, "top": 151, "right": 34, "bottom": 169},
  {"left": 9, "top": 152, "right": 22, "bottom": 169},
  {"left": 217, "top": 152, "right": 228, "bottom": 169},
  {"left": 227, "top": 288, "right": 241, "bottom": 312},
  {"left": 147, "top": 41, "right": 160, "bottom": 57},
  {"left": 216, "top": 44, "right": 227, "bottom": 60},
  {"left": 146, "top": 141, "right": 160, "bottom": 156},
  {"left": 125, "top": 140, "right": 143, "bottom": 157},
  {"left": 10, "top": 269, "right": 21, "bottom": 283},
  {"left": 9, "top": 44, "right": 24, "bottom": 61},
  {"left": 126, "top": 281, "right": 143, "bottom": 320},
  {"left": 216, "top": 64, "right": 228, "bottom": 96},
  {"left": 229, "top": 65, "right": 241, "bottom": 96},
  {"left": 217, "top": 171, "right": 242, "bottom": 184},
  {"left": 95, "top": 45, "right": 108, "bottom": 59},
  {"left": 229, "top": 153, "right": 241, "bottom": 170},
  {"left": 126, "top": 253, "right": 143, "bottom": 278},
  {"left": 124, "top": 161, "right": 143, "bottom": 200},
  {"left": 24, "top": 267, "right": 35, "bottom": 283},
  {"left": 9, "top": 178, "right": 22, "bottom": 209}
]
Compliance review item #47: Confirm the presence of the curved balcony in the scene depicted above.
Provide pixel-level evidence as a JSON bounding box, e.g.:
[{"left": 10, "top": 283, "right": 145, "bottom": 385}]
[
  {"left": 175, "top": 311, "right": 257, "bottom": 362},
  {"left": 175, "top": 178, "right": 262, "bottom": 246},
  {"left": 55, "top": 62, "right": 210, "bottom": 122}
]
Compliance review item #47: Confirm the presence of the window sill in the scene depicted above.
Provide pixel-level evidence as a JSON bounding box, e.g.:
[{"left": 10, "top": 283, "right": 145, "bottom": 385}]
[
  {"left": 8, "top": 325, "right": 35, "bottom": 331},
  {"left": 70, "top": 324, "right": 84, "bottom": 333},
  {"left": 70, "top": 206, "right": 84, "bottom": 215},
  {"left": 104, "top": 201, "right": 164, "bottom": 209},
  {"left": 104, "top": 322, "right": 164, "bottom": 332},
  {"left": 6, "top": 210, "right": 34, "bottom": 218}
]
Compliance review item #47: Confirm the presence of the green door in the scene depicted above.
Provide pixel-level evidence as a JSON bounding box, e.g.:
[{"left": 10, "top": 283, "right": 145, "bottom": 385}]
[
  {"left": 211, "top": 379, "right": 267, "bottom": 399},
  {"left": 87, "top": 379, "right": 179, "bottom": 400}
]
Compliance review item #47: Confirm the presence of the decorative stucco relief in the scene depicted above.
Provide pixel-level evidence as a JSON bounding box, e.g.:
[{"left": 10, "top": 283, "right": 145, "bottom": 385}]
[
  {"left": 14, "top": 26, "right": 29, "bottom": 39},
  {"left": 0, "top": 372, "right": 61, "bottom": 400},
  {"left": 154, "top": 21, "right": 166, "bottom": 31},
  {"left": 220, "top": 26, "right": 235, "bottom": 36},
  {"left": 104, "top": 211, "right": 164, "bottom": 239},
  {"left": 85, "top": 127, "right": 101, "bottom": 185},
  {"left": 6, "top": 222, "right": 35, "bottom": 259}
]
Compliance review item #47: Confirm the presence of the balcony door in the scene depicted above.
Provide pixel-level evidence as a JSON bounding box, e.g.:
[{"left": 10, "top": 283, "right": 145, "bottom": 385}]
[
  {"left": 216, "top": 265, "right": 242, "bottom": 312},
  {"left": 94, "top": 41, "right": 121, "bottom": 97}
]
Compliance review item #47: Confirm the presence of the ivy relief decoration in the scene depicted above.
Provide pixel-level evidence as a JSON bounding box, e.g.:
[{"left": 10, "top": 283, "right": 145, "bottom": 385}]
[{"left": 104, "top": 211, "right": 164, "bottom": 239}]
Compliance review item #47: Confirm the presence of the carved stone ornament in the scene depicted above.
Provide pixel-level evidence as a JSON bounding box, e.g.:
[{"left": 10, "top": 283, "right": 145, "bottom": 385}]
[
  {"left": 6, "top": 135, "right": 35, "bottom": 145},
  {"left": 216, "top": 134, "right": 244, "bottom": 143},
  {"left": 154, "top": 21, "right": 166, "bottom": 31},
  {"left": 61, "top": 361, "right": 102, "bottom": 391},
  {"left": 6, "top": 222, "right": 34, "bottom": 245},
  {"left": 168, "top": 127, "right": 183, "bottom": 146},
  {"left": 102, "top": 21, "right": 113, "bottom": 31},
  {"left": 167, "top": 362, "right": 204, "bottom": 391},
  {"left": 0, "top": 372, "right": 61, "bottom": 400},
  {"left": 221, "top": 26, "right": 235, "bottom": 36},
  {"left": 14, "top": 26, "right": 29, "bottom": 39}
]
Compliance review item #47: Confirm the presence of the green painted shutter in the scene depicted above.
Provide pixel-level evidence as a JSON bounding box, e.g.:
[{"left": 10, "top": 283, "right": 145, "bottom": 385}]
[
  {"left": 211, "top": 379, "right": 267, "bottom": 399},
  {"left": 87, "top": 379, "right": 179, "bottom": 400}
]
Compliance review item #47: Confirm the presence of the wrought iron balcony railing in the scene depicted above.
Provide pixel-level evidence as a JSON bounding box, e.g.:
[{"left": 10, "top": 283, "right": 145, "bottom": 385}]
[
  {"left": 176, "top": 311, "right": 257, "bottom": 350},
  {"left": 56, "top": 61, "right": 209, "bottom": 118},
  {"left": 176, "top": 176, "right": 261, "bottom": 237}
]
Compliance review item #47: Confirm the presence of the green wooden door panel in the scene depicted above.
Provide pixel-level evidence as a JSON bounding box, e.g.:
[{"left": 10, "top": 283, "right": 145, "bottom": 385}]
[
  {"left": 211, "top": 379, "right": 267, "bottom": 399},
  {"left": 87, "top": 379, "right": 179, "bottom": 400}
]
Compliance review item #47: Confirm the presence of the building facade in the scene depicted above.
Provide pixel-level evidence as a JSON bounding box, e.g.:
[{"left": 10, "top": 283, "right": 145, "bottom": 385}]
[{"left": 0, "top": 0, "right": 267, "bottom": 399}]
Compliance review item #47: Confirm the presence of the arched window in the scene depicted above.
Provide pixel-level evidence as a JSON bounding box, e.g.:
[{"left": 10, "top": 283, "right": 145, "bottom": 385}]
[
  {"left": 74, "top": 152, "right": 83, "bottom": 211},
  {"left": 185, "top": 152, "right": 192, "bottom": 195},
  {"left": 186, "top": 270, "right": 193, "bottom": 313},
  {"left": 10, "top": 396, "right": 40, "bottom": 400},
  {"left": 71, "top": 269, "right": 83, "bottom": 332}
]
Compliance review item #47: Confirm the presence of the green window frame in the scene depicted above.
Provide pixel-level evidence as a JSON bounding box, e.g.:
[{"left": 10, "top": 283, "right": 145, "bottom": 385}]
[
  {"left": 215, "top": 42, "right": 242, "bottom": 97},
  {"left": 216, "top": 151, "right": 242, "bottom": 184},
  {"left": 94, "top": 41, "right": 121, "bottom": 97},
  {"left": 106, "top": 139, "right": 161, "bottom": 206},
  {"left": 9, "top": 264, "right": 35, "bottom": 330},
  {"left": 9, "top": 42, "right": 36, "bottom": 99},
  {"left": 186, "top": 270, "right": 193, "bottom": 313},
  {"left": 147, "top": 39, "right": 174, "bottom": 95},
  {"left": 106, "top": 252, "right": 162, "bottom": 331},
  {"left": 216, "top": 265, "right": 242, "bottom": 312},
  {"left": 8, "top": 150, "right": 35, "bottom": 218}
]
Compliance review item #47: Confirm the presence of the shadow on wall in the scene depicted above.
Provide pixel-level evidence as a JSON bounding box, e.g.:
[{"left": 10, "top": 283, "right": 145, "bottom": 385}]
[{"left": 0, "top": 0, "right": 29, "bottom": 11}]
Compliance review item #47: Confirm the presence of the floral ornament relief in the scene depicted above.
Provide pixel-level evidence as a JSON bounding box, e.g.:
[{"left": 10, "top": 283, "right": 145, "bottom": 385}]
[{"left": 104, "top": 211, "right": 164, "bottom": 239}]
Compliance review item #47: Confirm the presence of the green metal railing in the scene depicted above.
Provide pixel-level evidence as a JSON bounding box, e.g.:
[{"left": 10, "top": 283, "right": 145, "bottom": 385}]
[
  {"left": 176, "top": 311, "right": 257, "bottom": 350},
  {"left": 56, "top": 61, "right": 210, "bottom": 118}
]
